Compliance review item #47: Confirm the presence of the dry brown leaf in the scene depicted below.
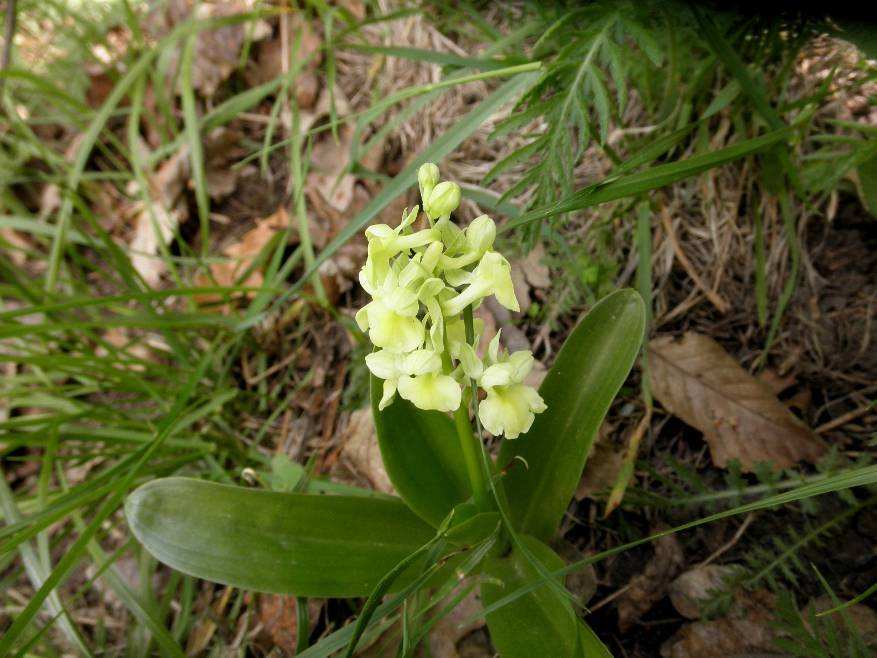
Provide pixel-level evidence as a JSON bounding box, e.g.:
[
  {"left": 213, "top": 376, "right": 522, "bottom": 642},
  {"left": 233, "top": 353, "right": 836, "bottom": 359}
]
[
  {"left": 617, "top": 533, "right": 685, "bottom": 631},
  {"left": 510, "top": 263, "right": 531, "bottom": 314},
  {"left": 339, "top": 408, "right": 394, "bottom": 494},
  {"left": 196, "top": 206, "right": 291, "bottom": 308},
  {"left": 554, "top": 541, "right": 598, "bottom": 605},
  {"left": 307, "top": 123, "right": 357, "bottom": 213},
  {"left": 661, "top": 618, "right": 777, "bottom": 658},
  {"left": 649, "top": 333, "right": 826, "bottom": 471},
  {"left": 203, "top": 128, "right": 248, "bottom": 202},
  {"left": 669, "top": 565, "right": 742, "bottom": 619},
  {"left": 806, "top": 596, "right": 877, "bottom": 640},
  {"left": 575, "top": 438, "right": 625, "bottom": 501}
]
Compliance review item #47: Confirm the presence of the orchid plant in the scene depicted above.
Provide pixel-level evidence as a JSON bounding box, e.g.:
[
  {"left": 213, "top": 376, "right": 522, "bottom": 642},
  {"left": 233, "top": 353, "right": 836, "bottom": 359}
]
[{"left": 126, "top": 165, "right": 645, "bottom": 657}]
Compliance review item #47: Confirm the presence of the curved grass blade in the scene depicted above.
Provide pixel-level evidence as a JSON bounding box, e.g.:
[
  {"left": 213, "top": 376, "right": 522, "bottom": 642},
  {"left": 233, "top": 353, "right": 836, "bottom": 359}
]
[
  {"left": 343, "top": 531, "right": 446, "bottom": 657},
  {"left": 502, "top": 124, "right": 794, "bottom": 232},
  {"left": 481, "top": 535, "right": 579, "bottom": 658},
  {"left": 473, "top": 463, "right": 877, "bottom": 624}
]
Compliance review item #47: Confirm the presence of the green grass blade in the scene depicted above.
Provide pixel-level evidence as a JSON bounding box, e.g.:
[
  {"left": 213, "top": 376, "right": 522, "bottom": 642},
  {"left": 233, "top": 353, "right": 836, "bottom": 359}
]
[
  {"left": 0, "top": 345, "right": 220, "bottom": 654},
  {"left": 276, "top": 71, "right": 539, "bottom": 305},
  {"left": 502, "top": 124, "right": 793, "bottom": 232}
]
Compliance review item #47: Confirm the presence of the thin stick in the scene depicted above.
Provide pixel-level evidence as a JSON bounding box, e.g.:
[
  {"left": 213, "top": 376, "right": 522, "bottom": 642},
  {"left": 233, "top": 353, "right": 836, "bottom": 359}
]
[
  {"left": 815, "top": 399, "right": 877, "bottom": 435},
  {"left": 588, "top": 583, "right": 632, "bottom": 613},
  {"left": 696, "top": 512, "right": 755, "bottom": 568}
]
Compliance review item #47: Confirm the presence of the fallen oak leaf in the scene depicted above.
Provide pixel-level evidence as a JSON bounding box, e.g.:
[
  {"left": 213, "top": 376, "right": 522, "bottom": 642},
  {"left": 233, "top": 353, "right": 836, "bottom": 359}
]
[
  {"left": 338, "top": 408, "right": 394, "bottom": 494},
  {"left": 428, "top": 587, "right": 486, "bottom": 658},
  {"left": 256, "top": 594, "right": 322, "bottom": 655},
  {"left": 522, "top": 243, "right": 551, "bottom": 289},
  {"left": 648, "top": 333, "right": 826, "bottom": 471}
]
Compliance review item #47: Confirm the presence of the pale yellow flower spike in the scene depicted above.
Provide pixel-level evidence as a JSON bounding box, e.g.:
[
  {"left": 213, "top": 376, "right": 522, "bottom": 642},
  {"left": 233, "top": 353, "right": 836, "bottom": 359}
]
[{"left": 356, "top": 162, "right": 547, "bottom": 438}]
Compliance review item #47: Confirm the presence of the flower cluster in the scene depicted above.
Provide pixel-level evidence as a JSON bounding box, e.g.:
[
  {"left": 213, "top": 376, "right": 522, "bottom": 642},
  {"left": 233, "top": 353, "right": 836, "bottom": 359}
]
[{"left": 356, "top": 163, "right": 546, "bottom": 439}]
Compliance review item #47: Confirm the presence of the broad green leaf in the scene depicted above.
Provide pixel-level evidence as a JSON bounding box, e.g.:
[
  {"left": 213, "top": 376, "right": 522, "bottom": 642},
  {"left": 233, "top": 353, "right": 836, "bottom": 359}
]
[
  {"left": 857, "top": 153, "right": 877, "bottom": 218},
  {"left": 481, "top": 535, "right": 579, "bottom": 658},
  {"left": 499, "top": 289, "right": 645, "bottom": 540},
  {"left": 125, "top": 477, "right": 434, "bottom": 597},
  {"left": 371, "top": 375, "right": 472, "bottom": 527},
  {"left": 577, "top": 619, "right": 613, "bottom": 657},
  {"left": 445, "top": 502, "right": 501, "bottom": 546}
]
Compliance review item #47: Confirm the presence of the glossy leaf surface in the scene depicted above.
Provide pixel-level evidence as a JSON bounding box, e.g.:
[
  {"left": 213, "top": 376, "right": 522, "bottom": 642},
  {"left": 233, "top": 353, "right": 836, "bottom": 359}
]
[
  {"left": 481, "top": 535, "right": 579, "bottom": 658},
  {"left": 499, "top": 289, "right": 645, "bottom": 540},
  {"left": 371, "top": 375, "right": 471, "bottom": 526},
  {"left": 125, "top": 477, "right": 434, "bottom": 597}
]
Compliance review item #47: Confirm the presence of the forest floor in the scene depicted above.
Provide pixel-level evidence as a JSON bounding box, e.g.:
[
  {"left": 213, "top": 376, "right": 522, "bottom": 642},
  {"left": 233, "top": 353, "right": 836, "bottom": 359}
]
[{"left": 1, "top": 1, "right": 876, "bottom": 656}]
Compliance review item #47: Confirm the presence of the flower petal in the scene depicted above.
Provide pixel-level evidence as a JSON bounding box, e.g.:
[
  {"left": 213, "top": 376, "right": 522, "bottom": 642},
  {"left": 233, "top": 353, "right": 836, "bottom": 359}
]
[
  {"left": 365, "top": 349, "right": 403, "bottom": 379},
  {"left": 397, "top": 373, "right": 461, "bottom": 412},
  {"left": 379, "top": 378, "right": 398, "bottom": 410}
]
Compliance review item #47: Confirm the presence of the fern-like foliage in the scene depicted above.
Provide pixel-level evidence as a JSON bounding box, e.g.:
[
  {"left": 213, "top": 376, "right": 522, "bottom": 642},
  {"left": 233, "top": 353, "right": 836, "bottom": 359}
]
[
  {"left": 772, "top": 591, "right": 876, "bottom": 658},
  {"left": 484, "top": 3, "right": 668, "bottom": 222},
  {"left": 740, "top": 506, "right": 859, "bottom": 593}
]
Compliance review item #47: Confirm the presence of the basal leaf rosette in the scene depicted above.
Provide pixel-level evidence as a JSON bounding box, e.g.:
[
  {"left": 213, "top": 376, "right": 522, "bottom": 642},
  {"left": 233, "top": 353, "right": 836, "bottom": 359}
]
[{"left": 357, "top": 163, "right": 546, "bottom": 439}]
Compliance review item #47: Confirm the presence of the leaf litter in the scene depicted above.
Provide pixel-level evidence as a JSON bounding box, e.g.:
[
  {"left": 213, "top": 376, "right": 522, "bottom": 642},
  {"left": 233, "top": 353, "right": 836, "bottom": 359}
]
[{"left": 648, "top": 332, "right": 827, "bottom": 471}]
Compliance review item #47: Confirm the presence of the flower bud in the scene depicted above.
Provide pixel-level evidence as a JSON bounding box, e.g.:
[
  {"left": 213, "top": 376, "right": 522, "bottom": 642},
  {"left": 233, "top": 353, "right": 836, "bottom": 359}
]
[
  {"left": 418, "top": 163, "right": 440, "bottom": 205},
  {"left": 465, "top": 215, "right": 496, "bottom": 255},
  {"left": 426, "top": 181, "right": 461, "bottom": 219}
]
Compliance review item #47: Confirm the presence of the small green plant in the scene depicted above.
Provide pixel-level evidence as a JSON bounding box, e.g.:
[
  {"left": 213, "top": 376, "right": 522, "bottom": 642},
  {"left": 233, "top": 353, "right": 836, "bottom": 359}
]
[{"left": 125, "top": 164, "right": 646, "bottom": 657}]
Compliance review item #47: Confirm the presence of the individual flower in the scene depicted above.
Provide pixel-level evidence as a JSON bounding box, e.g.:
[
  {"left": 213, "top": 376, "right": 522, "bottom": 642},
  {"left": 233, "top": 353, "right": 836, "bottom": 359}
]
[
  {"left": 360, "top": 207, "right": 439, "bottom": 292},
  {"left": 355, "top": 270, "right": 424, "bottom": 353},
  {"left": 476, "top": 332, "right": 546, "bottom": 439},
  {"left": 371, "top": 348, "right": 460, "bottom": 413},
  {"left": 442, "top": 251, "right": 519, "bottom": 318},
  {"left": 418, "top": 163, "right": 440, "bottom": 204},
  {"left": 439, "top": 214, "right": 496, "bottom": 271},
  {"left": 366, "top": 348, "right": 453, "bottom": 410},
  {"left": 398, "top": 369, "right": 461, "bottom": 413}
]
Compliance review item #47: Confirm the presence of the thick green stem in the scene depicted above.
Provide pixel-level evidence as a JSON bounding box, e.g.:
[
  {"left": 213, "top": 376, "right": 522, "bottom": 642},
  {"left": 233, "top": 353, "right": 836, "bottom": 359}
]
[
  {"left": 440, "top": 317, "right": 489, "bottom": 511},
  {"left": 453, "top": 400, "right": 490, "bottom": 511}
]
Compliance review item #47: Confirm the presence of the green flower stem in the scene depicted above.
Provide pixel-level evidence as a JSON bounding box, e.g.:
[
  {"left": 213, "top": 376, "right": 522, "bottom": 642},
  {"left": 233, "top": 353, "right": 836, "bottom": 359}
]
[
  {"left": 440, "top": 321, "right": 490, "bottom": 511},
  {"left": 453, "top": 399, "right": 490, "bottom": 511}
]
